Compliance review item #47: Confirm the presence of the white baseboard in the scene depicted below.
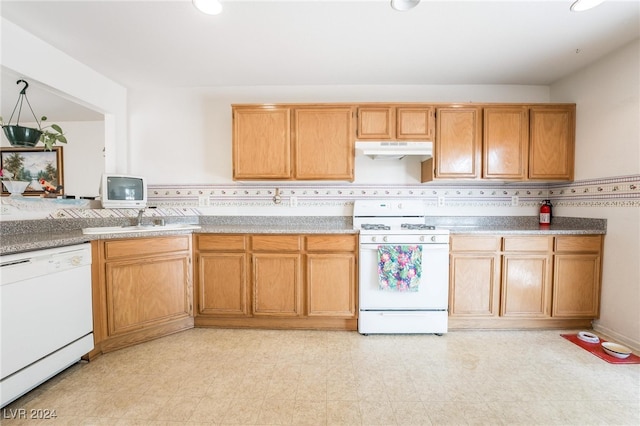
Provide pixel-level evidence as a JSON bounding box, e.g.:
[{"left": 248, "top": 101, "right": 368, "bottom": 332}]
[{"left": 592, "top": 321, "right": 640, "bottom": 352}]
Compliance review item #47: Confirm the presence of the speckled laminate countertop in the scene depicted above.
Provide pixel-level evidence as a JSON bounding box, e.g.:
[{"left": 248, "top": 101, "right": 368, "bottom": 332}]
[{"left": 0, "top": 216, "right": 605, "bottom": 256}]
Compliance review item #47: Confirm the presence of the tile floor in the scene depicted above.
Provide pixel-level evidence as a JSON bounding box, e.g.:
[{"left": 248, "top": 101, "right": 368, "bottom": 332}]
[{"left": 2, "top": 328, "right": 639, "bottom": 425}]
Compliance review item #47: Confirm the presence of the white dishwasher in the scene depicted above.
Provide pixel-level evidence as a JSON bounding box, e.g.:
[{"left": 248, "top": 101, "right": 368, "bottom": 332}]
[{"left": 0, "top": 243, "right": 94, "bottom": 408}]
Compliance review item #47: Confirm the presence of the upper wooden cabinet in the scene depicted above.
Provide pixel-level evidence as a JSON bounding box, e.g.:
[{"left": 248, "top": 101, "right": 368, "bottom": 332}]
[
  {"left": 232, "top": 105, "right": 354, "bottom": 181},
  {"left": 233, "top": 107, "right": 291, "bottom": 180},
  {"left": 483, "top": 106, "right": 529, "bottom": 180},
  {"left": 294, "top": 107, "right": 354, "bottom": 180},
  {"left": 357, "top": 105, "right": 435, "bottom": 140},
  {"left": 529, "top": 105, "right": 575, "bottom": 180},
  {"left": 434, "top": 106, "right": 482, "bottom": 179},
  {"left": 233, "top": 102, "right": 574, "bottom": 182}
]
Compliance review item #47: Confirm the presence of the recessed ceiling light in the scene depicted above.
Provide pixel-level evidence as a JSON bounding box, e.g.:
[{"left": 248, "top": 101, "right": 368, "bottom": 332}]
[
  {"left": 391, "top": 0, "right": 421, "bottom": 12},
  {"left": 570, "top": 0, "right": 606, "bottom": 12},
  {"left": 193, "top": 0, "right": 223, "bottom": 15}
]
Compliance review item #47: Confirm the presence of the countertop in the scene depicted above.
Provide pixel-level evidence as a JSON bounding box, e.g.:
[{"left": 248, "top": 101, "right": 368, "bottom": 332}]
[{"left": 0, "top": 215, "right": 606, "bottom": 256}]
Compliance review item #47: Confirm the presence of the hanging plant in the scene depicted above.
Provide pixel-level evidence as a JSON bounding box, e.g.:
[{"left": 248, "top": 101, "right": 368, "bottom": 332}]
[{"left": 0, "top": 79, "right": 67, "bottom": 150}]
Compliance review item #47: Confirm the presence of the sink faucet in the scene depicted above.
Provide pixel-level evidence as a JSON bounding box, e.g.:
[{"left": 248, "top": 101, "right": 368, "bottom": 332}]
[{"left": 136, "top": 208, "right": 145, "bottom": 226}]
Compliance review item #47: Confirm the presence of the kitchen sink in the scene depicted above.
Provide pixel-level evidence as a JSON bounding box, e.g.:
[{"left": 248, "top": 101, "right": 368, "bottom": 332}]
[{"left": 82, "top": 223, "right": 200, "bottom": 235}]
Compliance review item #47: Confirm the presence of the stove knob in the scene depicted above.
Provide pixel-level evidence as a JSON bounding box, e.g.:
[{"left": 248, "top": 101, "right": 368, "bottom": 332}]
[
  {"left": 371, "top": 236, "right": 377, "bottom": 243},
  {"left": 383, "top": 236, "right": 388, "bottom": 242},
  {"left": 431, "top": 236, "right": 437, "bottom": 242},
  {"left": 419, "top": 235, "right": 425, "bottom": 242}
]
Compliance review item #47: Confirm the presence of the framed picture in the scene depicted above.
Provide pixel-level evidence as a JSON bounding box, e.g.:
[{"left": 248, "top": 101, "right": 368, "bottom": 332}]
[{"left": 1, "top": 146, "right": 64, "bottom": 196}]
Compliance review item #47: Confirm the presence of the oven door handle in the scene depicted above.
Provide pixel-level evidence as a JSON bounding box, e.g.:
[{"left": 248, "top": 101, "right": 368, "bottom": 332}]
[
  {"left": 359, "top": 244, "right": 448, "bottom": 252},
  {"left": 372, "top": 312, "right": 446, "bottom": 316}
]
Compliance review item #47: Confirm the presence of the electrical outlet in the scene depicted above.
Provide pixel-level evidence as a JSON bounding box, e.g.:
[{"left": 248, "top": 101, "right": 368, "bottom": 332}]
[
  {"left": 511, "top": 196, "right": 519, "bottom": 207},
  {"left": 290, "top": 196, "right": 298, "bottom": 208},
  {"left": 437, "top": 196, "right": 445, "bottom": 207},
  {"left": 198, "top": 196, "right": 210, "bottom": 207},
  {"left": 0, "top": 205, "right": 9, "bottom": 215}
]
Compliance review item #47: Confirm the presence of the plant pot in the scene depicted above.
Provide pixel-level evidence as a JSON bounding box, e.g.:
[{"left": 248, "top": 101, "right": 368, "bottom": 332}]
[{"left": 2, "top": 125, "right": 42, "bottom": 147}]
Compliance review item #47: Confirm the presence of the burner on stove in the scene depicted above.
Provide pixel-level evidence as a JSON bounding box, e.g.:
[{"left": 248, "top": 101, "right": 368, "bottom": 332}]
[
  {"left": 361, "top": 224, "right": 391, "bottom": 231},
  {"left": 401, "top": 223, "right": 436, "bottom": 230}
]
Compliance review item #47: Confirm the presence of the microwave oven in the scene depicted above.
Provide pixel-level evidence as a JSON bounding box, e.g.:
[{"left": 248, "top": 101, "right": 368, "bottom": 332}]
[{"left": 99, "top": 174, "right": 147, "bottom": 209}]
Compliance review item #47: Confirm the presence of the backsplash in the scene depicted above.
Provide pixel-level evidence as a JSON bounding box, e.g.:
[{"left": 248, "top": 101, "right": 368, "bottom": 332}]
[{"left": 1, "top": 174, "right": 638, "bottom": 220}]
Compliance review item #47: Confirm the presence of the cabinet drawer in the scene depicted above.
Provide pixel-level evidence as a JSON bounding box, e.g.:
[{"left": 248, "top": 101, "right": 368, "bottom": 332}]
[
  {"left": 503, "top": 236, "right": 552, "bottom": 252},
  {"left": 306, "top": 235, "right": 357, "bottom": 252},
  {"left": 197, "top": 235, "right": 246, "bottom": 251},
  {"left": 450, "top": 235, "right": 501, "bottom": 252},
  {"left": 251, "top": 235, "right": 301, "bottom": 251},
  {"left": 555, "top": 235, "right": 602, "bottom": 253},
  {"left": 104, "top": 236, "right": 190, "bottom": 259}
]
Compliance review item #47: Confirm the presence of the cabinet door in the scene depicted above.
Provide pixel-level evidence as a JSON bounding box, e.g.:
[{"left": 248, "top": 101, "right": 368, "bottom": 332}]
[
  {"left": 501, "top": 254, "right": 552, "bottom": 317},
  {"left": 435, "top": 107, "right": 481, "bottom": 178},
  {"left": 552, "top": 254, "right": 600, "bottom": 318},
  {"left": 252, "top": 253, "right": 301, "bottom": 316},
  {"left": 294, "top": 107, "right": 354, "bottom": 180},
  {"left": 529, "top": 105, "right": 575, "bottom": 180},
  {"left": 396, "top": 107, "right": 435, "bottom": 140},
  {"left": 307, "top": 253, "right": 356, "bottom": 317},
  {"left": 357, "top": 107, "right": 394, "bottom": 139},
  {"left": 552, "top": 235, "right": 602, "bottom": 318},
  {"left": 449, "top": 253, "right": 501, "bottom": 317},
  {"left": 449, "top": 236, "right": 501, "bottom": 317},
  {"left": 198, "top": 252, "right": 248, "bottom": 316},
  {"left": 483, "top": 107, "right": 529, "bottom": 180},
  {"left": 106, "top": 255, "right": 191, "bottom": 336},
  {"left": 233, "top": 107, "right": 291, "bottom": 179}
]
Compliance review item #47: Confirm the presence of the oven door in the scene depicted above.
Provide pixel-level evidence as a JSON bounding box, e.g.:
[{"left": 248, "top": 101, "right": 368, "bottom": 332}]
[{"left": 359, "top": 243, "right": 449, "bottom": 310}]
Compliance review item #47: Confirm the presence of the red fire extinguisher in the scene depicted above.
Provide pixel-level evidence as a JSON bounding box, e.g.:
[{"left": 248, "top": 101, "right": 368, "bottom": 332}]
[{"left": 539, "top": 199, "right": 552, "bottom": 225}]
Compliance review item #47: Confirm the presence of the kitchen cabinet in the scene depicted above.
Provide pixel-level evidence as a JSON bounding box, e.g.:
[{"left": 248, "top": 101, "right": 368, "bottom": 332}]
[
  {"left": 251, "top": 235, "right": 302, "bottom": 316},
  {"left": 449, "top": 235, "right": 501, "bottom": 317},
  {"left": 449, "top": 234, "right": 603, "bottom": 330},
  {"left": 529, "top": 105, "right": 575, "bottom": 180},
  {"left": 232, "top": 105, "right": 354, "bottom": 181},
  {"left": 90, "top": 236, "right": 193, "bottom": 355},
  {"left": 195, "top": 235, "right": 249, "bottom": 317},
  {"left": 294, "top": 106, "right": 354, "bottom": 180},
  {"left": 356, "top": 105, "right": 435, "bottom": 140},
  {"left": 552, "top": 235, "right": 602, "bottom": 318},
  {"left": 501, "top": 236, "right": 553, "bottom": 318},
  {"left": 483, "top": 106, "right": 529, "bottom": 180},
  {"left": 233, "top": 106, "right": 291, "bottom": 180},
  {"left": 306, "top": 235, "right": 357, "bottom": 317},
  {"left": 194, "top": 233, "right": 358, "bottom": 330},
  {"left": 434, "top": 106, "right": 482, "bottom": 179}
]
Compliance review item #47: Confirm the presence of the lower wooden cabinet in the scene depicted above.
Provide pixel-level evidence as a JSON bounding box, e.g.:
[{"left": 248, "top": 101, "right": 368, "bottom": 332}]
[
  {"left": 552, "top": 235, "right": 603, "bottom": 318},
  {"left": 449, "top": 236, "right": 501, "bottom": 317},
  {"left": 501, "top": 236, "right": 553, "bottom": 318},
  {"left": 194, "top": 233, "right": 357, "bottom": 330},
  {"left": 89, "top": 236, "right": 193, "bottom": 356},
  {"left": 449, "top": 234, "right": 603, "bottom": 329}
]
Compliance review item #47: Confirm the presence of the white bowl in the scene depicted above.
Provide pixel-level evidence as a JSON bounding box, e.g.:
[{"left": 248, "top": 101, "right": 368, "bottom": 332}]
[
  {"left": 2, "top": 180, "right": 29, "bottom": 195},
  {"left": 602, "top": 342, "right": 632, "bottom": 359},
  {"left": 577, "top": 331, "right": 600, "bottom": 344}
]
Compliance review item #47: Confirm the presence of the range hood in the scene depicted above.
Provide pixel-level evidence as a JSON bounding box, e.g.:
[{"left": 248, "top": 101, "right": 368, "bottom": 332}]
[{"left": 355, "top": 141, "right": 433, "bottom": 160}]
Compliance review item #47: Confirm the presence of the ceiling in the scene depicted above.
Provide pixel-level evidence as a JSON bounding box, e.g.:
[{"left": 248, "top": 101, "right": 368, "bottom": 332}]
[{"left": 1, "top": 0, "right": 639, "bottom": 121}]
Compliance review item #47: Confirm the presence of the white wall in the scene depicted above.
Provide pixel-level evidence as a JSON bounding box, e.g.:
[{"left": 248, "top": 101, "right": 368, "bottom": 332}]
[
  {"left": 551, "top": 39, "right": 640, "bottom": 347},
  {"left": 0, "top": 18, "right": 127, "bottom": 173},
  {"left": 58, "top": 121, "right": 105, "bottom": 197},
  {"left": 128, "top": 85, "right": 549, "bottom": 184}
]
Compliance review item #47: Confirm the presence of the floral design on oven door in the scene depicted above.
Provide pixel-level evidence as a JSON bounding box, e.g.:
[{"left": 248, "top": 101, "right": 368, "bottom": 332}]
[{"left": 377, "top": 245, "right": 422, "bottom": 292}]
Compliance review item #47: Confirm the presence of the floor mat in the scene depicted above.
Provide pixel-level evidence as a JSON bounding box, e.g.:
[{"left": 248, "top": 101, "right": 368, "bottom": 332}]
[{"left": 561, "top": 334, "right": 640, "bottom": 364}]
